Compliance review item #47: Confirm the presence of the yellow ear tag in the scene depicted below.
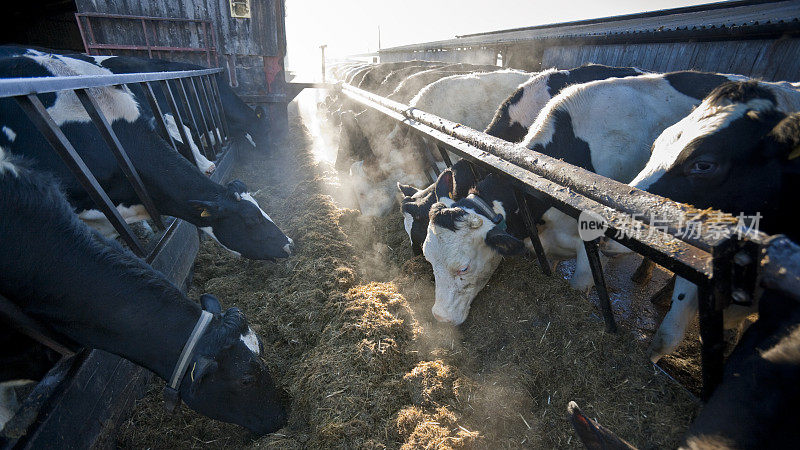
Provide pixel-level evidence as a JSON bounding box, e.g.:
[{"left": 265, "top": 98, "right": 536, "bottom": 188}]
[
  {"left": 448, "top": 192, "right": 453, "bottom": 199},
  {"left": 201, "top": 209, "right": 211, "bottom": 218},
  {"left": 789, "top": 147, "right": 800, "bottom": 160}
]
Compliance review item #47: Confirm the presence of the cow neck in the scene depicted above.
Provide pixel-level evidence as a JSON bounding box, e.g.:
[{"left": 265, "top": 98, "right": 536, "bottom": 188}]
[
  {"left": 112, "top": 119, "right": 227, "bottom": 221},
  {"left": 38, "top": 257, "right": 205, "bottom": 382}
]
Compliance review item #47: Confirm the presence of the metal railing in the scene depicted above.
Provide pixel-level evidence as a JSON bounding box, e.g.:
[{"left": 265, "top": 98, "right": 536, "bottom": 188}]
[
  {"left": 337, "top": 81, "right": 800, "bottom": 399},
  {"left": 0, "top": 67, "right": 229, "bottom": 260},
  {"left": 75, "top": 12, "right": 220, "bottom": 67}
]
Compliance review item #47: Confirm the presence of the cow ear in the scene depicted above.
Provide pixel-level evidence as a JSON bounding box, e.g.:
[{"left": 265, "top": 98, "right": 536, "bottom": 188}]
[
  {"left": 451, "top": 160, "right": 478, "bottom": 199},
  {"left": 200, "top": 293, "right": 222, "bottom": 314},
  {"left": 189, "top": 356, "right": 219, "bottom": 394},
  {"left": 434, "top": 169, "right": 455, "bottom": 200},
  {"left": 485, "top": 226, "right": 524, "bottom": 255},
  {"left": 188, "top": 200, "right": 219, "bottom": 218},
  {"left": 567, "top": 401, "right": 636, "bottom": 450},
  {"left": 766, "top": 112, "right": 800, "bottom": 160},
  {"left": 397, "top": 182, "right": 419, "bottom": 197}
]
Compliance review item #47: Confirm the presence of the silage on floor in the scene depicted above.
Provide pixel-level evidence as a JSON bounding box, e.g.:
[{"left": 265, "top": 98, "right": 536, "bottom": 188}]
[{"left": 117, "top": 112, "right": 698, "bottom": 449}]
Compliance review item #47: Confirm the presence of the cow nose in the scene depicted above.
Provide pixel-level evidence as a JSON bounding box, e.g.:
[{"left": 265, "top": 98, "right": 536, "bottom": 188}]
[
  {"left": 283, "top": 238, "right": 295, "bottom": 256},
  {"left": 432, "top": 311, "right": 450, "bottom": 323}
]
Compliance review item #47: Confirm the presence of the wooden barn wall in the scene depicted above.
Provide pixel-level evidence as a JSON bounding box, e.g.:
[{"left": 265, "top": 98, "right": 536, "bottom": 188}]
[
  {"left": 75, "top": 0, "right": 285, "bottom": 97},
  {"left": 534, "top": 38, "right": 800, "bottom": 82}
]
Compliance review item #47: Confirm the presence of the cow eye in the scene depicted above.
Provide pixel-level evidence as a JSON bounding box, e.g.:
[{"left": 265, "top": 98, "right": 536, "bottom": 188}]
[
  {"left": 456, "top": 265, "right": 469, "bottom": 275},
  {"left": 689, "top": 161, "right": 716, "bottom": 175}
]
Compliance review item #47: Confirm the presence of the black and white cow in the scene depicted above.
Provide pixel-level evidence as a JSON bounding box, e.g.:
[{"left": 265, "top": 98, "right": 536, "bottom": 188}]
[
  {"left": 350, "top": 70, "right": 533, "bottom": 217},
  {"left": 94, "top": 54, "right": 271, "bottom": 149},
  {"left": 398, "top": 65, "right": 646, "bottom": 254},
  {"left": 569, "top": 288, "right": 800, "bottom": 449},
  {"left": 0, "top": 148, "right": 288, "bottom": 434},
  {"left": 484, "top": 64, "right": 645, "bottom": 143},
  {"left": 627, "top": 81, "right": 800, "bottom": 362},
  {"left": 0, "top": 50, "right": 293, "bottom": 259},
  {"left": 424, "top": 71, "right": 749, "bottom": 324}
]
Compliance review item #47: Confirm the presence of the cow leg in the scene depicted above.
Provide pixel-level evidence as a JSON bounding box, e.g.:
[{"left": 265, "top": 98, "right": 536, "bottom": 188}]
[{"left": 649, "top": 276, "right": 699, "bottom": 363}]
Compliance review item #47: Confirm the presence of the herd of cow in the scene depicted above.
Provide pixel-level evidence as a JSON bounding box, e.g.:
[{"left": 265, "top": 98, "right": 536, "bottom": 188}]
[
  {"left": 322, "top": 60, "right": 800, "bottom": 447},
  {"left": 0, "top": 45, "right": 797, "bottom": 445},
  {"left": 0, "top": 47, "right": 292, "bottom": 435}
]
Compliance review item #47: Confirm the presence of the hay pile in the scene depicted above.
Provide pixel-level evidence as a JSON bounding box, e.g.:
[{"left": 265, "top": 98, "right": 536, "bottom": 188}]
[{"left": 118, "top": 108, "right": 699, "bottom": 449}]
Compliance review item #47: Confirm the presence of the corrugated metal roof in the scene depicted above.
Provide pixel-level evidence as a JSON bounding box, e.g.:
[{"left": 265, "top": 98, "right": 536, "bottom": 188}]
[{"left": 379, "top": 0, "right": 800, "bottom": 53}]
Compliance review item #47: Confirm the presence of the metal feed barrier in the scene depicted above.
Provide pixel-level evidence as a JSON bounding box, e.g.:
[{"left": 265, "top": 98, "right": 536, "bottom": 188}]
[
  {"left": 337, "top": 81, "right": 800, "bottom": 400},
  {"left": 0, "top": 67, "right": 235, "bottom": 445},
  {"left": 0, "top": 67, "right": 229, "bottom": 259}
]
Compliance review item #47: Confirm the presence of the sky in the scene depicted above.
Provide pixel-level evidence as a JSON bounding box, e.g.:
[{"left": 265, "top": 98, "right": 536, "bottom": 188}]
[{"left": 285, "top": 0, "right": 718, "bottom": 76}]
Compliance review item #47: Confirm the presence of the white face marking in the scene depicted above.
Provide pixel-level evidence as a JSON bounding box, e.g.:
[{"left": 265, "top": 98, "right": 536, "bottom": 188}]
[
  {"left": 283, "top": 237, "right": 293, "bottom": 255},
  {"left": 239, "top": 192, "right": 274, "bottom": 223},
  {"left": 163, "top": 114, "right": 215, "bottom": 174},
  {"left": 0, "top": 147, "right": 18, "bottom": 177},
  {"left": 240, "top": 328, "right": 260, "bottom": 355},
  {"left": 649, "top": 277, "right": 699, "bottom": 363},
  {"left": 630, "top": 97, "right": 776, "bottom": 190},
  {"left": 245, "top": 133, "right": 256, "bottom": 147},
  {"left": 403, "top": 211, "right": 414, "bottom": 243},
  {"left": 24, "top": 51, "right": 140, "bottom": 125},
  {"left": 200, "top": 226, "right": 242, "bottom": 257},
  {"left": 2, "top": 126, "right": 16, "bottom": 143},
  {"left": 423, "top": 206, "right": 503, "bottom": 325}
]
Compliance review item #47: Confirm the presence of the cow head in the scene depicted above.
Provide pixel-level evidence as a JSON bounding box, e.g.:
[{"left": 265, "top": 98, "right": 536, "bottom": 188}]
[
  {"left": 630, "top": 81, "right": 800, "bottom": 231},
  {"left": 180, "top": 294, "right": 288, "bottom": 435},
  {"left": 398, "top": 160, "right": 479, "bottom": 255},
  {"left": 423, "top": 174, "right": 524, "bottom": 324},
  {"left": 191, "top": 180, "right": 294, "bottom": 259},
  {"left": 247, "top": 106, "right": 270, "bottom": 148}
]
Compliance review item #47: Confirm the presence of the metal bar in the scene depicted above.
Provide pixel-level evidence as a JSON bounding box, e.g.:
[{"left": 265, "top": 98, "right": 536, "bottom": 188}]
[
  {"left": 514, "top": 190, "right": 552, "bottom": 276},
  {"left": 15, "top": 94, "right": 145, "bottom": 256},
  {"left": 84, "top": 44, "right": 218, "bottom": 53},
  {"left": 187, "top": 77, "right": 216, "bottom": 160},
  {"left": 0, "top": 294, "right": 75, "bottom": 357},
  {"left": 698, "top": 285, "right": 724, "bottom": 400},
  {"left": 85, "top": 16, "right": 98, "bottom": 51},
  {"left": 138, "top": 82, "right": 176, "bottom": 152},
  {"left": 699, "top": 237, "right": 736, "bottom": 399},
  {"left": 340, "top": 82, "right": 713, "bottom": 285},
  {"left": 0, "top": 68, "right": 222, "bottom": 98},
  {"left": 340, "top": 83, "right": 764, "bottom": 253},
  {"left": 75, "top": 88, "right": 165, "bottom": 230},
  {"left": 202, "top": 75, "right": 226, "bottom": 145},
  {"left": 76, "top": 12, "right": 215, "bottom": 24},
  {"left": 175, "top": 78, "right": 211, "bottom": 161},
  {"left": 196, "top": 76, "right": 223, "bottom": 154},
  {"left": 209, "top": 75, "right": 230, "bottom": 138},
  {"left": 437, "top": 143, "right": 453, "bottom": 167},
  {"left": 583, "top": 239, "right": 618, "bottom": 333},
  {"left": 141, "top": 19, "right": 153, "bottom": 59},
  {"left": 159, "top": 80, "right": 196, "bottom": 164},
  {"left": 74, "top": 14, "right": 91, "bottom": 54}
]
